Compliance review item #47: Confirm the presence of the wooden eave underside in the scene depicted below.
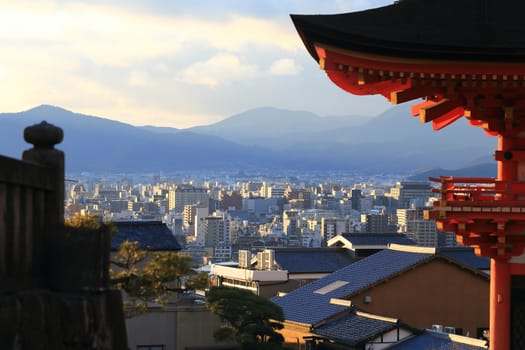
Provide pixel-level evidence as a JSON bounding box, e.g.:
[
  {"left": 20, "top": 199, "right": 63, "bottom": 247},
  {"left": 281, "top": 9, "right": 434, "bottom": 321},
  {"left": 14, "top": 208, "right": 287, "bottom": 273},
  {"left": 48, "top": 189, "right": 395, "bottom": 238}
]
[
  {"left": 315, "top": 43, "right": 525, "bottom": 135},
  {"left": 317, "top": 43, "right": 525, "bottom": 83}
]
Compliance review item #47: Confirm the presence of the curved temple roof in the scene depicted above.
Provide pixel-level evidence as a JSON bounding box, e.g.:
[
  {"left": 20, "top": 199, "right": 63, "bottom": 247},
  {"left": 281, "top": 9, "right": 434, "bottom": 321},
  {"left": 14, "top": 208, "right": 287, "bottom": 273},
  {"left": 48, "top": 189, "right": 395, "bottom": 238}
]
[
  {"left": 291, "top": 0, "right": 525, "bottom": 63},
  {"left": 290, "top": 0, "right": 525, "bottom": 134}
]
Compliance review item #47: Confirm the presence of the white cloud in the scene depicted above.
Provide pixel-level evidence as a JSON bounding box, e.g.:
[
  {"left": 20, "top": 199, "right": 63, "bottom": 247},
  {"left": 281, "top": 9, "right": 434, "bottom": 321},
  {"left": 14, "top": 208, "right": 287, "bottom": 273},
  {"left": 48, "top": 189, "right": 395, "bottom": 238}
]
[
  {"left": 201, "top": 16, "right": 301, "bottom": 52},
  {"left": 128, "top": 70, "right": 156, "bottom": 88},
  {"left": 0, "top": 3, "right": 301, "bottom": 68},
  {"left": 269, "top": 58, "right": 303, "bottom": 76},
  {"left": 0, "top": 0, "right": 394, "bottom": 128},
  {"left": 176, "top": 53, "right": 259, "bottom": 87}
]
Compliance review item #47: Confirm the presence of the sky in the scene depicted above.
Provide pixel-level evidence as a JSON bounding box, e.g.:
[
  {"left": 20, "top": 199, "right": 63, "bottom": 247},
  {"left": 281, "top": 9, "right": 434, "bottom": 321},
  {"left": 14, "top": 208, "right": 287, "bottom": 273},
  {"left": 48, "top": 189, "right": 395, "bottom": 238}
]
[{"left": 2, "top": 0, "right": 394, "bottom": 128}]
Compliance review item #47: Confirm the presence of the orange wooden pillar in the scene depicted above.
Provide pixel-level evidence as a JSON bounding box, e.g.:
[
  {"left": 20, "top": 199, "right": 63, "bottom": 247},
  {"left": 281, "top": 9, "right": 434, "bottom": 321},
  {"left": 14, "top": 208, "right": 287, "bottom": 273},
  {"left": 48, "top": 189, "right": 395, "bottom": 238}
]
[
  {"left": 490, "top": 258, "right": 511, "bottom": 349},
  {"left": 493, "top": 135, "right": 519, "bottom": 350}
]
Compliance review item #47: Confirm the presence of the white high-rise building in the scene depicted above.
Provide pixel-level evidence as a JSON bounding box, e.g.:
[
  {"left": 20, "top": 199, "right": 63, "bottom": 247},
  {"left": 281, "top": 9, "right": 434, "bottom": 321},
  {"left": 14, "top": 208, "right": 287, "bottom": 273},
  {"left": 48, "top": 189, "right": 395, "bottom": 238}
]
[
  {"left": 397, "top": 207, "right": 446, "bottom": 247},
  {"left": 321, "top": 217, "right": 347, "bottom": 242},
  {"left": 194, "top": 206, "right": 211, "bottom": 246},
  {"left": 283, "top": 209, "right": 301, "bottom": 247}
]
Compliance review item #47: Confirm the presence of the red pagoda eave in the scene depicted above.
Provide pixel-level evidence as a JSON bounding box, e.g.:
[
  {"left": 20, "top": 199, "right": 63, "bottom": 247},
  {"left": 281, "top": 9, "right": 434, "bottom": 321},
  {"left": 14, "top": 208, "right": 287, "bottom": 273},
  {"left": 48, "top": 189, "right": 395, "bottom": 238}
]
[
  {"left": 315, "top": 43, "right": 525, "bottom": 76},
  {"left": 313, "top": 43, "right": 525, "bottom": 134}
]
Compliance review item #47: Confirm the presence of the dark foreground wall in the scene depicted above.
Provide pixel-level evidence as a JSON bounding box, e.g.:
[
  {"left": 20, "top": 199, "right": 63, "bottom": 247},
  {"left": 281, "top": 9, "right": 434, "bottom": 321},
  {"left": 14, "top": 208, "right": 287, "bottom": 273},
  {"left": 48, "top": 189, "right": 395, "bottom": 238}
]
[
  {"left": 0, "top": 289, "right": 127, "bottom": 350},
  {"left": 0, "top": 121, "right": 128, "bottom": 349}
]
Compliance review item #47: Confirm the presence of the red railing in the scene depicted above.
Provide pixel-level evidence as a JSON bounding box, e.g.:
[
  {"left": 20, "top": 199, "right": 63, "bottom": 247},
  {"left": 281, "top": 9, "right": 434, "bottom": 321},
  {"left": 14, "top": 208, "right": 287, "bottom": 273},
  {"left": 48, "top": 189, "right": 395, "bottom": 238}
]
[
  {"left": 428, "top": 176, "right": 525, "bottom": 258},
  {"left": 430, "top": 176, "right": 525, "bottom": 207}
]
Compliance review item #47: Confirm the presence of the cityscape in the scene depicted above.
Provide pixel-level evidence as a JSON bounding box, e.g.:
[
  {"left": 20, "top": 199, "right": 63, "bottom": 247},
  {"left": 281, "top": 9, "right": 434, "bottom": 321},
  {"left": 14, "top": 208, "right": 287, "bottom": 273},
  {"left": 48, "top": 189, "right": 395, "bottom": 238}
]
[
  {"left": 65, "top": 171, "right": 457, "bottom": 261},
  {"left": 3, "top": 0, "right": 524, "bottom": 349}
]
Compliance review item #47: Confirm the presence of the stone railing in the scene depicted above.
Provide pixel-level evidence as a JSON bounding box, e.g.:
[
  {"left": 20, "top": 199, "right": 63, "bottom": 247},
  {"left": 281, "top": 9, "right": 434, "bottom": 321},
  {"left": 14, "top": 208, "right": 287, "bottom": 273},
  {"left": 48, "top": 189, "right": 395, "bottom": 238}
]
[
  {"left": 0, "top": 121, "right": 64, "bottom": 291},
  {"left": 0, "top": 121, "right": 128, "bottom": 350}
]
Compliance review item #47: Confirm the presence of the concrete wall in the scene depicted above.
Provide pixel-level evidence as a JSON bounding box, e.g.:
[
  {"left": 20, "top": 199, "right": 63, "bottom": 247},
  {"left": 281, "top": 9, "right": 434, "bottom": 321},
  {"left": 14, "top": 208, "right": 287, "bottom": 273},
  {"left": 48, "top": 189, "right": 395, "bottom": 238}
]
[
  {"left": 176, "top": 306, "right": 227, "bottom": 350},
  {"left": 126, "top": 304, "right": 233, "bottom": 350}
]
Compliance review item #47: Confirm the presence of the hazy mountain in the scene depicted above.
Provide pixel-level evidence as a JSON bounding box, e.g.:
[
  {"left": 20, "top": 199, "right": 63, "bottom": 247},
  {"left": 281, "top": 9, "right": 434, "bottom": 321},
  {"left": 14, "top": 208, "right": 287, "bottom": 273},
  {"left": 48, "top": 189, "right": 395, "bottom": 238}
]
[
  {"left": 186, "top": 107, "right": 368, "bottom": 146},
  {"left": 407, "top": 163, "right": 497, "bottom": 181},
  {"left": 0, "top": 104, "right": 498, "bottom": 173},
  {"left": 184, "top": 104, "right": 497, "bottom": 171},
  {"left": 0, "top": 105, "right": 284, "bottom": 172},
  {"left": 140, "top": 125, "right": 180, "bottom": 134}
]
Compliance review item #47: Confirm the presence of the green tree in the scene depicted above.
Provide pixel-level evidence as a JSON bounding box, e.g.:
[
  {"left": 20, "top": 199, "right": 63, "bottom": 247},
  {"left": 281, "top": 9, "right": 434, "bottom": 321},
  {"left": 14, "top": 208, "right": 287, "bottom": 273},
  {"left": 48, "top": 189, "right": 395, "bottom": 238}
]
[
  {"left": 110, "top": 241, "right": 208, "bottom": 317},
  {"left": 65, "top": 215, "right": 209, "bottom": 317},
  {"left": 206, "top": 286, "right": 285, "bottom": 350}
]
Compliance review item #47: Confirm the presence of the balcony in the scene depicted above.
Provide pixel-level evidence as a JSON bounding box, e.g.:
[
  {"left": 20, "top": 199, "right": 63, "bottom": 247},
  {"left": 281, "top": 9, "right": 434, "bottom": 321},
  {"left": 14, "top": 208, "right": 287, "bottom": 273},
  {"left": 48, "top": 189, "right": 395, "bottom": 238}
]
[{"left": 426, "top": 176, "right": 525, "bottom": 258}]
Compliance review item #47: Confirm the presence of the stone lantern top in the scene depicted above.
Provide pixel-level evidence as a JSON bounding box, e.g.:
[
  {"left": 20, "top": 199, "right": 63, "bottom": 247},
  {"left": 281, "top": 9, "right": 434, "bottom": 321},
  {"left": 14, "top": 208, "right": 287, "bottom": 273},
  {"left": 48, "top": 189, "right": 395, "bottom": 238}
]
[{"left": 24, "top": 121, "right": 63, "bottom": 149}]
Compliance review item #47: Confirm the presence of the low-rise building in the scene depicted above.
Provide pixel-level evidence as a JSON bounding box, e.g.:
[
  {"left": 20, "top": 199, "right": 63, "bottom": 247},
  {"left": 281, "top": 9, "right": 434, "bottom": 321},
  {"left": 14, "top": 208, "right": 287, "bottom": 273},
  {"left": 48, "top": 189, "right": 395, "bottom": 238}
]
[
  {"left": 328, "top": 233, "right": 416, "bottom": 258},
  {"left": 272, "top": 244, "right": 489, "bottom": 348},
  {"left": 211, "top": 248, "right": 355, "bottom": 297}
]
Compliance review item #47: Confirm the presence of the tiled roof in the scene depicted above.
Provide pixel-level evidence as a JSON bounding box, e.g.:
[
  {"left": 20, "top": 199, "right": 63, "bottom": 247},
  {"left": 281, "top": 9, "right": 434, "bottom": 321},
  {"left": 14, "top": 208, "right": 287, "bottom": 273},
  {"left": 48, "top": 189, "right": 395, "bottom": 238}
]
[
  {"left": 312, "top": 310, "right": 399, "bottom": 346},
  {"left": 341, "top": 233, "right": 416, "bottom": 246},
  {"left": 111, "top": 221, "right": 182, "bottom": 251},
  {"left": 291, "top": 1, "right": 525, "bottom": 62},
  {"left": 388, "top": 330, "right": 488, "bottom": 349},
  {"left": 273, "top": 248, "right": 355, "bottom": 274},
  {"left": 272, "top": 247, "right": 432, "bottom": 325},
  {"left": 438, "top": 247, "right": 490, "bottom": 271}
]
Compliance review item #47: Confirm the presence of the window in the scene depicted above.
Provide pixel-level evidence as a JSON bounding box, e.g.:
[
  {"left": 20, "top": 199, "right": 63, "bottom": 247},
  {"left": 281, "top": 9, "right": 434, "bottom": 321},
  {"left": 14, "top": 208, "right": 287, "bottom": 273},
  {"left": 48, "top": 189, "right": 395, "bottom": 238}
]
[{"left": 137, "top": 346, "right": 164, "bottom": 350}]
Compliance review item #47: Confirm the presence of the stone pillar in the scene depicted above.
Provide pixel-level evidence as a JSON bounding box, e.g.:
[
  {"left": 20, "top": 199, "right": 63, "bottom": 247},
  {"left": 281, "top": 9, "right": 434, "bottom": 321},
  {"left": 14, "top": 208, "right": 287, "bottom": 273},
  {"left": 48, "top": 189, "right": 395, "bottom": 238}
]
[{"left": 22, "top": 121, "right": 65, "bottom": 290}]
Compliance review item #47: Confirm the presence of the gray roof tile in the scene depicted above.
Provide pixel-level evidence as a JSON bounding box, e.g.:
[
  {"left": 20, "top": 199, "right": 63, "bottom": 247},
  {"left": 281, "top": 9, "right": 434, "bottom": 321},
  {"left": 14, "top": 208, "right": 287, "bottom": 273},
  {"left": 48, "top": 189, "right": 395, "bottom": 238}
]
[
  {"left": 272, "top": 248, "right": 432, "bottom": 325},
  {"left": 341, "top": 233, "right": 416, "bottom": 246},
  {"left": 438, "top": 247, "right": 490, "bottom": 271},
  {"left": 273, "top": 248, "right": 355, "bottom": 273},
  {"left": 313, "top": 310, "right": 399, "bottom": 346},
  {"left": 388, "top": 330, "right": 488, "bottom": 349},
  {"left": 111, "top": 221, "right": 182, "bottom": 251}
]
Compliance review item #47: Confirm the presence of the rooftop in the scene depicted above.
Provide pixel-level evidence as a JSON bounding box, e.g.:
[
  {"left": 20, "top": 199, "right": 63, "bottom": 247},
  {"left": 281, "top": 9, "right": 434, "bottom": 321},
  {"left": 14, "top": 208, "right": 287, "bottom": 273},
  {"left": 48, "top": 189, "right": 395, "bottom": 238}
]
[
  {"left": 291, "top": 0, "right": 525, "bottom": 63},
  {"left": 272, "top": 248, "right": 356, "bottom": 274},
  {"left": 312, "top": 309, "right": 401, "bottom": 346},
  {"left": 437, "top": 247, "right": 490, "bottom": 271},
  {"left": 330, "top": 233, "right": 417, "bottom": 247},
  {"left": 272, "top": 245, "right": 432, "bottom": 325},
  {"left": 388, "top": 329, "right": 488, "bottom": 349},
  {"left": 271, "top": 244, "right": 488, "bottom": 326},
  {"left": 111, "top": 220, "right": 182, "bottom": 251}
]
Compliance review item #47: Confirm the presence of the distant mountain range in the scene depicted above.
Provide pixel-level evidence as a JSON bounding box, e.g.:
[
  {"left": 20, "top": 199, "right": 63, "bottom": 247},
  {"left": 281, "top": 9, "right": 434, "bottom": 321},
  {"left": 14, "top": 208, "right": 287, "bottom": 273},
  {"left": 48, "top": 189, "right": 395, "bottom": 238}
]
[{"left": 0, "top": 104, "right": 497, "bottom": 175}]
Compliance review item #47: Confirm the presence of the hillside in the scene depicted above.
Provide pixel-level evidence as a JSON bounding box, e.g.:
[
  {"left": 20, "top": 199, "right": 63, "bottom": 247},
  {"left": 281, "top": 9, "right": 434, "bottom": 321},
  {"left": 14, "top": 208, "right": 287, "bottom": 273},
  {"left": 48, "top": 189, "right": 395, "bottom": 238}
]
[
  {"left": 0, "top": 105, "right": 283, "bottom": 172},
  {"left": 0, "top": 104, "right": 497, "bottom": 173}
]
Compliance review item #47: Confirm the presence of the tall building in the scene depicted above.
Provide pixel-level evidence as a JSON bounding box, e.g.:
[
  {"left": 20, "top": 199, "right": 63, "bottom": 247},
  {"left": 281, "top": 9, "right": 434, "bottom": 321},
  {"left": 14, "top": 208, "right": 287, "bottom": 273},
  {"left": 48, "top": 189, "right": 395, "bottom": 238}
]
[
  {"left": 320, "top": 217, "right": 346, "bottom": 242},
  {"left": 269, "top": 185, "right": 287, "bottom": 198},
  {"left": 397, "top": 208, "right": 458, "bottom": 247},
  {"left": 204, "top": 215, "right": 225, "bottom": 246},
  {"left": 242, "top": 181, "right": 263, "bottom": 197},
  {"left": 260, "top": 182, "right": 272, "bottom": 198},
  {"left": 167, "top": 188, "right": 175, "bottom": 211},
  {"left": 183, "top": 203, "right": 208, "bottom": 228},
  {"left": 388, "top": 181, "right": 433, "bottom": 210},
  {"left": 350, "top": 189, "right": 362, "bottom": 211},
  {"left": 192, "top": 206, "right": 210, "bottom": 245},
  {"left": 173, "top": 185, "right": 209, "bottom": 212},
  {"left": 283, "top": 210, "right": 301, "bottom": 247},
  {"left": 285, "top": 187, "right": 313, "bottom": 209},
  {"left": 218, "top": 190, "right": 243, "bottom": 210},
  {"left": 360, "top": 211, "right": 396, "bottom": 233}
]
